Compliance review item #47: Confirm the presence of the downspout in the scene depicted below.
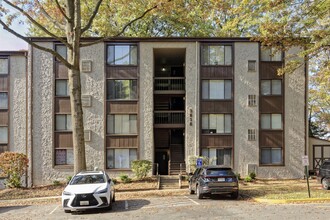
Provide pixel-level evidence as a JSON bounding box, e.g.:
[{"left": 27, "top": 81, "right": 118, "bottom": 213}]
[
  {"left": 305, "top": 56, "right": 308, "bottom": 156},
  {"left": 29, "top": 46, "right": 34, "bottom": 186},
  {"left": 24, "top": 51, "right": 28, "bottom": 187}
]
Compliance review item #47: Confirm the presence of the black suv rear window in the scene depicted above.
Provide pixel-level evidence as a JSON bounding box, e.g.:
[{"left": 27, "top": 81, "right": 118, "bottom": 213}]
[{"left": 206, "top": 169, "right": 235, "bottom": 176}]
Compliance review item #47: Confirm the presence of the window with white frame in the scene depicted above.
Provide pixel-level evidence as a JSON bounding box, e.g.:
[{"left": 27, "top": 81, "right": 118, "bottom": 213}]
[
  {"left": 260, "top": 48, "right": 282, "bottom": 61},
  {"left": 202, "top": 148, "right": 232, "bottom": 166},
  {"left": 107, "top": 114, "right": 137, "bottom": 134},
  {"left": 107, "top": 45, "right": 138, "bottom": 65},
  {"left": 55, "top": 79, "right": 69, "bottom": 96},
  {"left": 201, "top": 45, "right": 232, "bottom": 65},
  {"left": 261, "top": 148, "right": 283, "bottom": 164},
  {"left": 248, "top": 95, "right": 257, "bottom": 107},
  {"left": 261, "top": 114, "right": 282, "bottom": 129},
  {"left": 248, "top": 129, "right": 256, "bottom": 141},
  {"left": 261, "top": 80, "right": 282, "bottom": 95},
  {"left": 0, "top": 58, "right": 9, "bottom": 75},
  {"left": 0, "top": 126, "right": 8, "bottom": 143},
  {"left": 107, "top": 80, "right": 137, "bottom": 100},
  {"left": 55, "top": 44, "right": 67, "bottom": 60},
  {"left": 202, "top": 114, "right": 231, "bottom": 134},
  {"left": 106, "top": 148, "right": 137, "bottom": 169},
  {"left": 0, "top": 92, "right": 8, "bottom": 109},
  {"left": 202, "top": 80, "right": 231, "bottom": 100},
  {"left": 55, "top": 114, "right": 72, "bottom": 131}
]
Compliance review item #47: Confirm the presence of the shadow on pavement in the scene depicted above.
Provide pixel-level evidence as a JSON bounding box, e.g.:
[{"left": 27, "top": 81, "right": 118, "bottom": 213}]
[
  {"left": 69, "top": 199, "right": 151, "bottom": 215},
  {"left": 0, "top": 205, "right": 30, "bottom": 214}
]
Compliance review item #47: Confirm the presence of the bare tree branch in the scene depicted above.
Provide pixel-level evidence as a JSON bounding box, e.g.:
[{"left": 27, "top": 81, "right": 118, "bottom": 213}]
[
  {"left": 36, "top": 0, "right": 66, "bottom": 30},
  {"left": 81, "top": 0, "right": 103, "bottom": 35},
  {"left": 2, "top": 0, "right": 71, "bottom": 48},
  {"left": 0, "top": 20, "right": 72, "bottom": 68},
  {"left": 54, "top": 0, "right": 70, "bottom": 21},
  {"left": 80, "top": 0, "right": 172, "bottom": 47}
]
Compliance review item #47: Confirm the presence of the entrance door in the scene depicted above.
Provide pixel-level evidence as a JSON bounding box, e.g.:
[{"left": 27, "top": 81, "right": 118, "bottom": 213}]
[{"left": 155, "top": 151, "right": 169, "bottom": 175}]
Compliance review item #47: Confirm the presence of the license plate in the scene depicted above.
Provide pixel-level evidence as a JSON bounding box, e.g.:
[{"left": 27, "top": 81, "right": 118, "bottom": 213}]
[
  {"left": 80, "top": 201, "right": 89, "bottom": 206},
  {"left": 218, "top": 178, "right": 225, "bottom": 182}
]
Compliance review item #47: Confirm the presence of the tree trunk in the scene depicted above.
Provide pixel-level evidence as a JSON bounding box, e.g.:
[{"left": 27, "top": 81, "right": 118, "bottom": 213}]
[{"left": 66, "top": 0, "right": 86, "bottom": 174}]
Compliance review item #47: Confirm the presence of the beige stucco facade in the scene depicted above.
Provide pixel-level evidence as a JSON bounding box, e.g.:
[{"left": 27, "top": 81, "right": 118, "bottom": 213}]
[{"left": 2, "top": 38, "right": 309, "bottom": 185}]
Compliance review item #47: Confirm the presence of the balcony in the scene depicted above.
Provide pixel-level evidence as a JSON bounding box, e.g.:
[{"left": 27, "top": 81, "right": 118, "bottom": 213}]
[
  {"left": 154, "top": 111, "right": 185, "bottom": 128},
  {"left": 154, "top": 77, "right": 185, "bottom": 94}
]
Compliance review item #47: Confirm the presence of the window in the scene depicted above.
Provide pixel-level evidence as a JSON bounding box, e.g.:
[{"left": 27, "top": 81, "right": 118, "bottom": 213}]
[
  {"left": 0, "top": 92, "right": 8, "bottom": 109},
  {"left": 261, "top": 48, "right": 282, "bottom": 61},
  {"left": 55, "top": 149, "right": 73, "bottom": 165},
  {"left": 261, "top": 148, "right": 283, "bottom": 164},
  {"left": 202, "top": 114, "right": 231, "bottom": 134},
  {"left": 202, "top": 80, "right": 231, "bottom": 100},
  {"left": 107, "top": 114, "right": 137, "bottom": 134},
  {"left": 202, "top": 148, "right": 232, "bottom": 166},
  {"left": 55, "top": 114, "right": 72, "bottom": 131},
  {"left": 261, "top": 80, "right": 282, "bottom": 95},
  {"left": 55, "top": 45, "right": 67, "bottom": 60},
  {"left": 106, "top": 148, "right": 137, "bottom": 169},
  {"left": 201, "top": 45, "right": 232, "bottom": 65},
  {"left": 0, "top": 126, "right": 8, "bottom": 143},
  {"left": 248, "top": 129, "right": 256, "bottom": 141},
  {"left": 0, "top": 58, "right": 8, "bottom": 75},
  {"left": 261, "top": 114, "right": 282, "bottom": 129},
  {"left": 248, "top": 95, "right": 257, "bottom": 107},
  {"left": 107, "top": 80, "right": 137, "bottom": 100},
  {"left": 248, "top": 60, "right": 256, "bottom": 71},
  {"left": 55, "top": 80, "right": 69, "bottom": 96},
  {"left": 107, "top": 45, "right": 138, "bottom": 65}
]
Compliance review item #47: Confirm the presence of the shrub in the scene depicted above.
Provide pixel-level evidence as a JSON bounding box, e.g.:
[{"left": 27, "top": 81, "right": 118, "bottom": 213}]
[
  {"left": 111, "top": 178, "right": 118, "bottom": 184},
  {"left": 249, "top": 172, "right": 256, "bottom": 180},
  {"left": 119, "top": 173, "right": 131, "bottom": 183},
  {"left": 66, "top": 175, "right": 72, "bottom": 183},
  {"left": 235, "top": 173, "right": 241, "bottom": 180},
  {"left": 0, "top": 152, "right": 29, "bottom": 188},
  {"left": 244, "top": 176, "right": 253, "bottom": 182},
  {"left": 53, "top": 180, "right": 61, "bottom": 186},
  {"left": 131, "top": 160, "right": 152, "bottom": 180}
]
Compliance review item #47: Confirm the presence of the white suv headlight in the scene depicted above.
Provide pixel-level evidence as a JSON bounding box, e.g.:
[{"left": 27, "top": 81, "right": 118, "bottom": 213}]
[
  {"left": 95, "top": 188, "right": 108, "bottom": 194},
  {"left": 62, "top": 191, "right": 73, "bottom": 196}
]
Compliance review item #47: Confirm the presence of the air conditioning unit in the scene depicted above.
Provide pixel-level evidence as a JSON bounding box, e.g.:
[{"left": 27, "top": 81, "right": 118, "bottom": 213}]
[
  {"left": 81, "top": 60, "right": 92, "bottom": 73},
  {"left": 84, "top": 130, "right": 91, "bottom": 142},
  {"left": 81, "top": 95, "right": 92, "bottom": 107}
]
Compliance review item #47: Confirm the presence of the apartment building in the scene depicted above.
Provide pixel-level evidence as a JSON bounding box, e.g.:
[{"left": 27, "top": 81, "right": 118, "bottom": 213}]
[{"left": 0, "top": 38, "right": 307, "bottom": 185}]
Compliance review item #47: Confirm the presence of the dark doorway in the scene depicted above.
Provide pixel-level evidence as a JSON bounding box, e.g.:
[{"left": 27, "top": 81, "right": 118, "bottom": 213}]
[{"left": 155, "top": 150, "right": 169, "bottom": 175}]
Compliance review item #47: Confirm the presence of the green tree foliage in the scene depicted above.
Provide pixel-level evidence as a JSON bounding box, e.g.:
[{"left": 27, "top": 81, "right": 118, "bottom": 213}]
[{"left": 0, "top": 152, "right": 29, "bottom": 188}]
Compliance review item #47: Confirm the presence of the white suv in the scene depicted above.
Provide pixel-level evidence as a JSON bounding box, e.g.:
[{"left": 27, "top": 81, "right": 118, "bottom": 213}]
[{"left": 62, "top": 171, "right": 115, "bottom": 213}]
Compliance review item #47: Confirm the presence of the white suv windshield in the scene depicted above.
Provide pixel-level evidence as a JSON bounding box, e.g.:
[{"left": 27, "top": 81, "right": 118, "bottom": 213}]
[{"left": 70, "top": 174, "right": 105, "bottom": 185}]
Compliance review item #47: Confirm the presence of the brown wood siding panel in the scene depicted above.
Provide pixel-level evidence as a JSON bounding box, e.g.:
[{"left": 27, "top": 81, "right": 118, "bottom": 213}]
[
  {"left": 107, "top": 136, "right": 138, "bottom": 148},
  {"left": 260, "top": 97, "right": 283, "bottom": 113},
  {"left": 260, "top": 131, "right": 283, "bottom": 148},
  {"left": 200, "top": 66, "right": 233, "bottom": 79},
  {"left": 55, "top": 63, "right": 68, "bottom": 79},
  {"left": 201, "top": 135, "right": 233, "bottom": 147},
  {"left": 106, "top": 66, "right": 138, "bottom": 79},
  {"left": 55, "top": 97, "right": 71, "bottom": 113},
  {"left": 0, "top": 111, "right": 8, "bottom": 125},
  {"left": 55, "top": 132, "right": 73, "bottom": 148},
  {"left": 154, "top": 129, "right": 169, "bottom": 148},
  {"left": 201, "top": 101, "right": 233, "bottom": 113},
  {"left": 0, "top": 77, "right": 8, "bottom": 91},
  {"left": 106, "top": 102, "right": 138, "bottom": 114},
  {"left": 260, "top": 62, "right": 283, "bottom": 79}
]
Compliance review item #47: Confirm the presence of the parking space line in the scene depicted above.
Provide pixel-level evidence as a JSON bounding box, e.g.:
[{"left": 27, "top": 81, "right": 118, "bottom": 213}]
[
  {"left": 49, "top": 205, "right": 59, "bottom": 215},
  {"left": 184, "top": 196, "right": 200, "bottom": 205},
  {"left": 125, "top": 200, "right": 128, "bottom": 210}
]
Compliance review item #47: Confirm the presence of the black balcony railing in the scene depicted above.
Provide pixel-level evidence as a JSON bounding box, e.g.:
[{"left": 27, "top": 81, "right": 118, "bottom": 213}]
[
  {"left": 154, "top": 77, "right": 185, "bottom": 91},
  {"left": 154, "top": 111, "right": 185, "bottom": 124}
]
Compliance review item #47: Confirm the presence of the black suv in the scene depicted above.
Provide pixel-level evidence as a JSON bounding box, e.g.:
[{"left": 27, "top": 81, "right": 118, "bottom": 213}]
[
  {"left": 318, "top": 160, "right": 330, "bottom": 190},
  {"left": 188, "top": 166, "right": 239, "bottom": 199}
]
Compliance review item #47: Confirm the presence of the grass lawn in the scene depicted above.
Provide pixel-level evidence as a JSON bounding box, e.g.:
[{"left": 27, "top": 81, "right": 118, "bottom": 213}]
[{"left": 240, "top": 178, "right": 330, "bottom": 200}]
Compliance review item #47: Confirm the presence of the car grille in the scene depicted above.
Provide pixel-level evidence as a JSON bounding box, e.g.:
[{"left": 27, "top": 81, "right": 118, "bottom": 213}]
[{"left": 71, "top": 193, "right": 99, "bottom": 207}]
